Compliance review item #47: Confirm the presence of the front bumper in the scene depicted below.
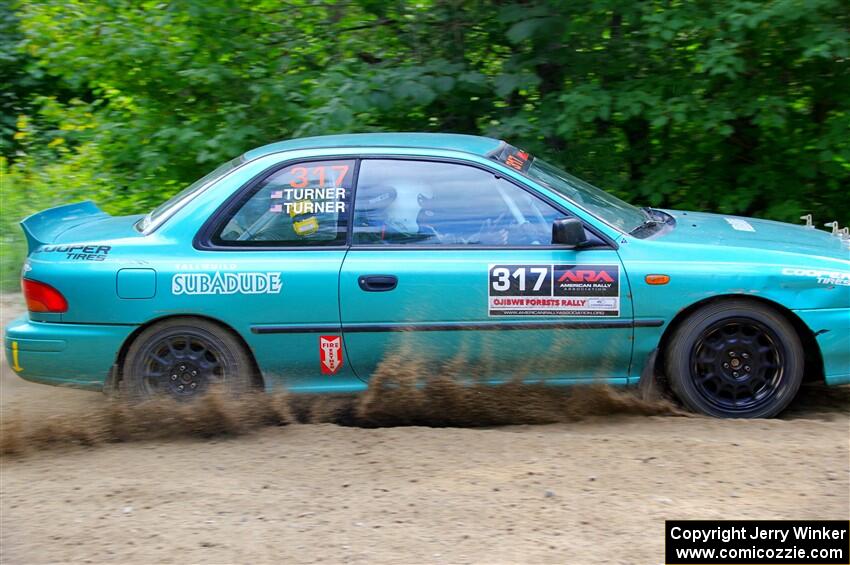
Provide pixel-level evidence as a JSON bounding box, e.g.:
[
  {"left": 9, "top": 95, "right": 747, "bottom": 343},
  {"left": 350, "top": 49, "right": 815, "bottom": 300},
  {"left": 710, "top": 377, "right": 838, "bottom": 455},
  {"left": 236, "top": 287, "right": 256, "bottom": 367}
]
[
  {"left": 794, "top": 308, "right": 850, "bottom": 386},
  {"left": 4, "top": 315, "right": 136, "bottom": 390}
]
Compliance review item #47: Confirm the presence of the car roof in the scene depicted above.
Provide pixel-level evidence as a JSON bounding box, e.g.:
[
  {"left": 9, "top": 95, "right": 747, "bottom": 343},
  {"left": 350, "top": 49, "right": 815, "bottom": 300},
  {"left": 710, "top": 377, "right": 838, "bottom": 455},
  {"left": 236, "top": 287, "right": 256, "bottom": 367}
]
[{"left": 243, "top": 133, "right": 504, "bottom": 161}]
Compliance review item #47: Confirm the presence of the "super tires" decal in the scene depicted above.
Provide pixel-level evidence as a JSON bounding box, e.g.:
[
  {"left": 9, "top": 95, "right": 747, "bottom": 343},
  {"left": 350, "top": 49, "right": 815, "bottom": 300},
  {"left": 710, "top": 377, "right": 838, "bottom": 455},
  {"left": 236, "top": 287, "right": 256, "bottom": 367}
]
[{"left": 488, "top": 264, "right": 620, "bottom": 317}]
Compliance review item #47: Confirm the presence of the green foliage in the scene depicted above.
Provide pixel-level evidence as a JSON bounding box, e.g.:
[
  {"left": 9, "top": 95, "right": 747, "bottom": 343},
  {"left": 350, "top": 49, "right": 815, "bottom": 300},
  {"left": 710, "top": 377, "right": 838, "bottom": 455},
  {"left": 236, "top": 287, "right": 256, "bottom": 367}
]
[{"left": 2, "top": 0, "right": 849, "bottom": 289}]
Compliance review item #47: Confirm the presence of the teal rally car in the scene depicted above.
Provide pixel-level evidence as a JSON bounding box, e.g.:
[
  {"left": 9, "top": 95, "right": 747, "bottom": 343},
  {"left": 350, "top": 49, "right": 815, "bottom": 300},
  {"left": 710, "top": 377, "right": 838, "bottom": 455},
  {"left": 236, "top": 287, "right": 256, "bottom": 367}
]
[{"left": 5, "top": 133, "right": 850, "bottom": 418}]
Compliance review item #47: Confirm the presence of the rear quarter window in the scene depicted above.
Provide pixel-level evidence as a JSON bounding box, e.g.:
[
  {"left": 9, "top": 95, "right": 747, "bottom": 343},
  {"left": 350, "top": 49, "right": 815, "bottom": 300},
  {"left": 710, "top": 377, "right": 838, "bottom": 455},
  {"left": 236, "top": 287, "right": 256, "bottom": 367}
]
[
  {"left": 140, "top": 156, "right": 245, "bottom": 233},
  {"left": 212, "top": 159, "right": 355, "bottom": 247}
]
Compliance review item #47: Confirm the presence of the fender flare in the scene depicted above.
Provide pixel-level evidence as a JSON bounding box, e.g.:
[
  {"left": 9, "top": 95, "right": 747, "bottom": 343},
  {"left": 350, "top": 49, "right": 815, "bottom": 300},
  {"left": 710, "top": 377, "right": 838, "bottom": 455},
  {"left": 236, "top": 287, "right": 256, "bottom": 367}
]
[{"left": 650, "top": 294, "right": 824, "bottom": 385}]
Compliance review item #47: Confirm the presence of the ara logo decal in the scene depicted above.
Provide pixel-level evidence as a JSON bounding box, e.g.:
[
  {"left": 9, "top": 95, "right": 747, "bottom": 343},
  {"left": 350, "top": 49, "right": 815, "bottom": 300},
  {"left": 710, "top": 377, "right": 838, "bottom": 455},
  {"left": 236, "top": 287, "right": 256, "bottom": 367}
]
[
  {"left": 319, "top": 336, "right": 343, "bottom": 375},
  {"left": 557, "top": 269, "right": 615, "bottom": 283},
  {"left": 553, "top": 265, "right": 619, "bottom": 300}
]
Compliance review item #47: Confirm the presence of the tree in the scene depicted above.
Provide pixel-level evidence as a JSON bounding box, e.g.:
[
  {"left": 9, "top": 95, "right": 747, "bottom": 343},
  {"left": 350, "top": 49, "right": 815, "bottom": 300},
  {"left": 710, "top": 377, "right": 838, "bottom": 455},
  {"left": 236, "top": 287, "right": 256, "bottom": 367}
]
[{"left": 2, "top": 0, "right": 848, "bottom": 288}]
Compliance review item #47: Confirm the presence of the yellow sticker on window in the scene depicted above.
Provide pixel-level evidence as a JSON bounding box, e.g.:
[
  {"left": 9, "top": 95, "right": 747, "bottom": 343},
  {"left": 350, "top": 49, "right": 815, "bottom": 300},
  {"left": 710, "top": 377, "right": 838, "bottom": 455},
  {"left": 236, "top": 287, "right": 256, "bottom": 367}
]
[{"left": 293, "top": 216, "right": 319, "bottom": 236}]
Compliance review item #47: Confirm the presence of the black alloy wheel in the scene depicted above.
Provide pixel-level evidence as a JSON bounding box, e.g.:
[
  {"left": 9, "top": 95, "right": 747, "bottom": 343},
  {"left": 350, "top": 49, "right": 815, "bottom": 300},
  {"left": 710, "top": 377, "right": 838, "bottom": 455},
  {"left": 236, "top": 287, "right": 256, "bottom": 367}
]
[
  {"left": 691, "top": 318, "right": 784, "bottom": 412},
  {"left": 122, "top": 318, "right": 253, "bottom": 401},
  {"left": 665, "top": 300, "right": 804, "bottom": 418}
]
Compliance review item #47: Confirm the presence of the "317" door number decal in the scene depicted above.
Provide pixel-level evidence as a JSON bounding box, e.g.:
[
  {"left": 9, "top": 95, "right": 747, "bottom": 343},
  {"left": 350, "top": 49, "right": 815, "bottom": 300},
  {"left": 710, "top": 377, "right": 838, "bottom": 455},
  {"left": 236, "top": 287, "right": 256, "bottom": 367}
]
[{"left": 488, "top": 264, "right": 620, "bottom": 317}]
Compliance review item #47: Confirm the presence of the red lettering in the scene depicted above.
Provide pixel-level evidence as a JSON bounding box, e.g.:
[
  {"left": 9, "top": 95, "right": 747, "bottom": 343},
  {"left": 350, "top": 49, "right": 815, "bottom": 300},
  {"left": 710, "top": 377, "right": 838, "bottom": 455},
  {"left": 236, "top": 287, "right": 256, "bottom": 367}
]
[{"left": 558, "top": 270, "right": 614, "bottom": 283}]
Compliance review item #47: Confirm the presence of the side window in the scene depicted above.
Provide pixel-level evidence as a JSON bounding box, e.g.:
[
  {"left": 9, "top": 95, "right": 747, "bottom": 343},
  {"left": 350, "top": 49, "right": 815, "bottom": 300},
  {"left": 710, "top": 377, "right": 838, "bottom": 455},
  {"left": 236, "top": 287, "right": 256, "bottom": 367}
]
[
  {"left": 213, "top": 159, "right": 354, "bottom": 246},
  {"left": 353, "top": 160, "right": 564, "bottom": 246}
]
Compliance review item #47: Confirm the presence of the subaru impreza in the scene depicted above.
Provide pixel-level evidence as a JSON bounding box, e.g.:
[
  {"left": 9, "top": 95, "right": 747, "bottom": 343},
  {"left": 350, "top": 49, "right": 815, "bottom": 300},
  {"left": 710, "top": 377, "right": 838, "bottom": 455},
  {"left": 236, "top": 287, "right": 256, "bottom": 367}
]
[{"left": 5, "top": 133, "right": 849, "bottom": 418}]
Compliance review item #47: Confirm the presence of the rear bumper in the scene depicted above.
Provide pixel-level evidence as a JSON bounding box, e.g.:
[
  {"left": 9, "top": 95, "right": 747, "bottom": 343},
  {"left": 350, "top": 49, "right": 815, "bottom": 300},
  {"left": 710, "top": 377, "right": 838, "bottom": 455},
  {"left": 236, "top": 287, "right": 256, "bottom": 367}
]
[
  {"left": 794, "top": 308, "right": 850, "bottom": 386},
  {"left": 4, "top": 316, "right": 136, "bottom": 391}
]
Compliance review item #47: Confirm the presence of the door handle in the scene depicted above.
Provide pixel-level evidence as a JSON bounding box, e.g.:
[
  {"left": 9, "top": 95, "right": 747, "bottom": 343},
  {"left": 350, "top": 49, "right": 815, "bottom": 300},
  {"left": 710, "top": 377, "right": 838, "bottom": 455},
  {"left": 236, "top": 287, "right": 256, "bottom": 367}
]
[{"left": 358, "top": 275, "right": 398, "bottom": 292}]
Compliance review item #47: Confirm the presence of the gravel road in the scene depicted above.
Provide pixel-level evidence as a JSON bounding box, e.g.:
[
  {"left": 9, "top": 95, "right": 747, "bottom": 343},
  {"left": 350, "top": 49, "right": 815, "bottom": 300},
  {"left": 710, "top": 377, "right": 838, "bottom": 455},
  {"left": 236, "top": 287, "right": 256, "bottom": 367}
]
[{"left": 1, "top": 293, "right": 847, "bottom": 564}]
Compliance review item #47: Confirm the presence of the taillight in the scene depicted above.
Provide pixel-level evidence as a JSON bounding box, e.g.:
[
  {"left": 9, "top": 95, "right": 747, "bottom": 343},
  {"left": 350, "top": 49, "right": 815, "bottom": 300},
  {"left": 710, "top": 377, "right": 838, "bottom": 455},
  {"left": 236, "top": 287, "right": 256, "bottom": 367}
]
[{"left": 22, "top": 278, "right": 68, "bottom": 313}]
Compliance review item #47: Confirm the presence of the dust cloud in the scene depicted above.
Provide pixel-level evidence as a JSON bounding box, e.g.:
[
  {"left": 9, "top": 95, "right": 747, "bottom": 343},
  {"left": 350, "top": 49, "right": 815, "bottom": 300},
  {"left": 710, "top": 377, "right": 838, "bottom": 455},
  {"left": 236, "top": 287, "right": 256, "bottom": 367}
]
[{"left": 1, "top": 355, "right": 680, "bottom": 457}]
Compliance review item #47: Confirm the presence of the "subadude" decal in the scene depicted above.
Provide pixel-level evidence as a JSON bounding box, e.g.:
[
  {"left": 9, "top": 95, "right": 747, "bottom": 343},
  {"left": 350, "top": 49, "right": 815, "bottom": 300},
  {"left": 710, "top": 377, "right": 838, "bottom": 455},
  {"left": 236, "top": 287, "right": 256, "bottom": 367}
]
[
  {"left": 488, "top": 264, "right": 620, "bottom": 316},
  {"left": 171, "top": 272, "right": 282, "bottom": 295}
]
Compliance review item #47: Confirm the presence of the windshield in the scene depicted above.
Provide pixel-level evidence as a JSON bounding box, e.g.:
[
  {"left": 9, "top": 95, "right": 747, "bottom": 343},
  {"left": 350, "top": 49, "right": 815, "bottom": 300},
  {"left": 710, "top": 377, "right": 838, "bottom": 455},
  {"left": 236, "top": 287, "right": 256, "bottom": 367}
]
[
  {"left": 491, "top": 145, "right": 646, "bottom": 233},
  {"left": 138, "top": 155, "right": 245, "bottom": 232}
]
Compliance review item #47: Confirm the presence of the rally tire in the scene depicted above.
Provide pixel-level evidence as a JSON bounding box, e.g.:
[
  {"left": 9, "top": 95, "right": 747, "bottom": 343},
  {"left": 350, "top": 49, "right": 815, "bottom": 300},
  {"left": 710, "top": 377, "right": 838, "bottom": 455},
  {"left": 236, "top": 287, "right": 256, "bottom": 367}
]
[
  {"left": 121, "top": 317, "right": 254, "bottom": 401},
  {"left": 665, "top": 300, "right": 804, "bottom": 418}
]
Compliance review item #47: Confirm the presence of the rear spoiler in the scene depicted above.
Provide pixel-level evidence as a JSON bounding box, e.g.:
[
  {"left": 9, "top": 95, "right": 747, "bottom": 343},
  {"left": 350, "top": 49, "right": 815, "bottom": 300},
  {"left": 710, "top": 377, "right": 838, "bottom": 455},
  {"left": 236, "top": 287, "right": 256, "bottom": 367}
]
[{"left": 21, "top": 201, "right": 110, "bottom": 253}]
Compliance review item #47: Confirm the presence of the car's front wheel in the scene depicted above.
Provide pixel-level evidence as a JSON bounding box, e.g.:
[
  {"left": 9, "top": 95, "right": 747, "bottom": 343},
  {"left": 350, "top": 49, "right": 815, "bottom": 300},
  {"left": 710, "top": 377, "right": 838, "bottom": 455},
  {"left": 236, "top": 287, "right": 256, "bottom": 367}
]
[
  {"left": 665, "top": 300, "right": 804, "bottom": 418},
  {"left": 121, "top": 317, "right": 254, "bottom": 401}
]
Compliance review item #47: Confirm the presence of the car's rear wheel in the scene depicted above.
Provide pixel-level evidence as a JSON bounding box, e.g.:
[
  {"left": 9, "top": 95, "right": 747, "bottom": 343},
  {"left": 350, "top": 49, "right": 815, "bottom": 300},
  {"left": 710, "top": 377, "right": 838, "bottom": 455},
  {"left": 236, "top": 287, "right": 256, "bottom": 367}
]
[
  {"left": 121, "top": 318, "right": 253, "bottom": 401},
  {"left": 665, "top": 300, "right": 804, "bottom": 418}
]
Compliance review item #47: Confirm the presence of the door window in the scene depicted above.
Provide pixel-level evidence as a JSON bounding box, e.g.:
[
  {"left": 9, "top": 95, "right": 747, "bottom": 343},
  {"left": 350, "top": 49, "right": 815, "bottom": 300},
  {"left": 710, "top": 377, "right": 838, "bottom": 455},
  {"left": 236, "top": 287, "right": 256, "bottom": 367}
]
[
  {"left": 213, "top": 159, "right": 355, "bottom": 246},
  {"left": 352, "top": 160, "right": 563, "bottom": 246}
]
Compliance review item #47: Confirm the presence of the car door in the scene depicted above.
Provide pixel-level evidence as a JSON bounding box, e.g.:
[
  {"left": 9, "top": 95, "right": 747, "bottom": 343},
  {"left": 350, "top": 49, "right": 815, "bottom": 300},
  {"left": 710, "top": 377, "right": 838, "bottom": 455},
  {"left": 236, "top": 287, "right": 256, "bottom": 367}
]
[
  {"left": 339, "top": 158, "right": 634, "bottom": 385},
  {"left": 190, "top": 157, "right": 363, "bottom": 392}
]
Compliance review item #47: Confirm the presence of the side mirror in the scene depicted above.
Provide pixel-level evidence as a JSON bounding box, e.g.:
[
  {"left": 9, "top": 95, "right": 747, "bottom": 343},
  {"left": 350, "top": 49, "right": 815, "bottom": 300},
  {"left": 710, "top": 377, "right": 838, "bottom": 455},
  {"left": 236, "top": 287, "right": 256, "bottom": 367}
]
[{"left": 552, "top": 218, "right": 588, "bottom": 247}]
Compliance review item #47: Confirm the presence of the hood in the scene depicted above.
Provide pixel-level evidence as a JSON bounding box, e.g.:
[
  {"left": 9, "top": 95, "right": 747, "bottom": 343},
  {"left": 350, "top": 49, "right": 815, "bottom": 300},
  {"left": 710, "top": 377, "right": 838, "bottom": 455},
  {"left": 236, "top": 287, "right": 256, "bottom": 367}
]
[{"left": 657, "top": 210, "right": 850, "bottom": 262}]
